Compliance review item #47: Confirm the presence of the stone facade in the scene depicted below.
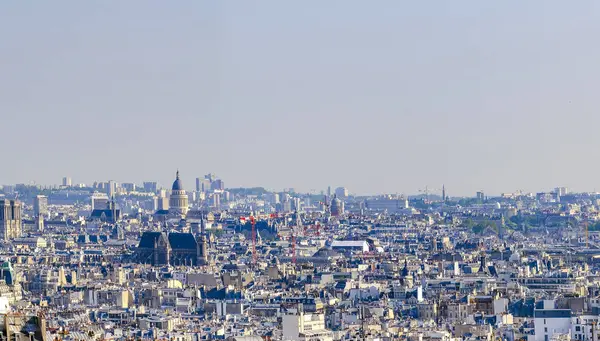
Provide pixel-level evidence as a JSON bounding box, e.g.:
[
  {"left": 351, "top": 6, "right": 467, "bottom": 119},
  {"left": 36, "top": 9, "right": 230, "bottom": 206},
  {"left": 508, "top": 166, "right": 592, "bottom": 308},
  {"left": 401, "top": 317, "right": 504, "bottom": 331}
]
[
  {"left": 0, "top": 200, "right": 22, "bottom": 241},
  {"left": 169, "top": 171, "right": 189, "bottom": 217},
  {"left": 135, "top": 232, "right": 207, "bottom": 266}
]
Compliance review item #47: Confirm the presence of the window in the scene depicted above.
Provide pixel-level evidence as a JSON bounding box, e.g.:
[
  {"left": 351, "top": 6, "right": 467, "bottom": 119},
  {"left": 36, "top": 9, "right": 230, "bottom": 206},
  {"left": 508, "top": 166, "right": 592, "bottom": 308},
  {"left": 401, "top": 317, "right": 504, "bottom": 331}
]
[
  {"left": 544, "top": 319, "right": 547, "bottom": 324},
  {"left": 544, "top": 328, "right": 548, "bottom": 333},
  {"left": 545, "top": 336, "right": 549, "bottom": 341},
  {"left": 576, "top": 326, "right": 581, "bottom": 331}
]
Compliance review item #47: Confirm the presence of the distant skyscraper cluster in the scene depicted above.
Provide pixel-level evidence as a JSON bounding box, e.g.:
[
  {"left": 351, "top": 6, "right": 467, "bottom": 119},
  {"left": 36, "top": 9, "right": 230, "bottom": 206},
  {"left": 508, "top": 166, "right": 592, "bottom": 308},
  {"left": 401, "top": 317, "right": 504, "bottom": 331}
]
[
  {"left": 196, "top": 173, "right": 224, "bottom": 193},
  {"left": 334, "top": 187, "right": 349, "bottom": 199},
  {"left": 62, "top": 177, "right": 71, "bottom": 187}
]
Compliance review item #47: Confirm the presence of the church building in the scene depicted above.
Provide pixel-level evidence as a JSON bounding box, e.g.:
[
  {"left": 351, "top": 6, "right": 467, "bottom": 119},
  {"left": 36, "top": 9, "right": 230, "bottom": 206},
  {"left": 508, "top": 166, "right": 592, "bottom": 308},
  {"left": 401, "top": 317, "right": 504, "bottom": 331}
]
[
  {"left": 137, "top": 170, "right": 208, "bottom": 266},
  {"left": 135, "top": 231, "right": 208, "bottom": 266},
  {"left": 0, "top": 200, "right": 22, "bottom": 241},
  {"left": 169, "top": 170, "right": 189, "bottom": 217}
]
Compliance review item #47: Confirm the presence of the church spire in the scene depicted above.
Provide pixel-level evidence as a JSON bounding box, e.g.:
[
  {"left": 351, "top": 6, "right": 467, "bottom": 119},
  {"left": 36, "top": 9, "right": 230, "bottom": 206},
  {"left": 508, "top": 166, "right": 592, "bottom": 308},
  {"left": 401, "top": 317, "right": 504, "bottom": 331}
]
[
  {"left": 442, "top": 185, "right": 446, "bottom": 202},
  {"left": 111, "top": 194, "right": 117, "bottom": 223}
]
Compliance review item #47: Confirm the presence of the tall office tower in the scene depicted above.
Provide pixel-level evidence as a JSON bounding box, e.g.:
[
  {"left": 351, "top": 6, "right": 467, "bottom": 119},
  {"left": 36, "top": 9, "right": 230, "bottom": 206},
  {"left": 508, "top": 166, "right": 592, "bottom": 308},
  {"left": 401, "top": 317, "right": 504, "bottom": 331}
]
[
  {"left": 205, "top": 173, "right": 216, "bottom": 183},
  {"left": 335, "top": 187, "right": 349, "bottom": 199},
  {"left": 283, "top": 200, "right": 292, "bottom": 212},
  {"left": 0, "top": 200, "right": 22, "bottom": 241},
  {"left": 292, "top": 197, "right": 302, "bottom": 212},
  {"left": 196, "top": 177, "right": 201, "bottom": 192},
  {"left": 201, "top": 179, "right": 211, "bottom": 193},
  {"left": 62, "top": 177, "right": 72, "bottom": 187},
  {"left": 442, "top": 185, "right": 446, "bottom": 202},
  {"left": 268, "top": 193, "right": 280, "bottom": 205},
  {"left": 212, "top": 193, "right": 220, "bottom": 209},
  {"left": 476, "top": 191, "right": 485, "bottom": 202},
  {"left": 188, "top": 191, "right": 197, "bottom": 205},
  {"left": 34, "top": 195, "right": 48, "bottom": 217},
  {"left": 108, "top": 180, "right": 118, "bottom": 198},
  {"left": 211, "top": 179, "right": 225, "bottom": 191}
]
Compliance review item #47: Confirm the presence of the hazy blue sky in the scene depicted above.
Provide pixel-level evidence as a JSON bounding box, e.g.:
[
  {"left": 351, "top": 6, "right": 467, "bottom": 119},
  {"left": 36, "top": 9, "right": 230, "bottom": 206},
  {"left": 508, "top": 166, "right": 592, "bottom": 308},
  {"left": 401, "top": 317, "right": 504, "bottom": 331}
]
[{"left": 2, "top": 1, "right": 600, "bottom": 196}]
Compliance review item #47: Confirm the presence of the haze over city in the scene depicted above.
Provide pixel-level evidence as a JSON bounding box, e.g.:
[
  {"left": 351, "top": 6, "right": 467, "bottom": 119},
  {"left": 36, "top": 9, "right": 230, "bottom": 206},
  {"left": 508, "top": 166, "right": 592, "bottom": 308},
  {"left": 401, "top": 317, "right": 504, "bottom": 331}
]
[
  {"left": 6, "top": 3, "right": 600, "bottom": 341},
  {"left": 3, "top": 1, "right": 600, "bottom": 195}
]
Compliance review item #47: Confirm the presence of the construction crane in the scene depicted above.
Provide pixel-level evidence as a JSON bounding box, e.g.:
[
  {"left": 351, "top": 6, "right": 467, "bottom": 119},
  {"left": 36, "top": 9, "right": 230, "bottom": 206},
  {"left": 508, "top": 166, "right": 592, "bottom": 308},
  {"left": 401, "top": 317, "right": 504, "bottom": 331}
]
[
  {"left": 289, "top": 211, "right": 303, "bottom": 265},
  {"left": 240, "top": 215, "right": 258, "bottom": 264},
  {"left": 418, "top": 186, "right": 441, "bottom": 202}
]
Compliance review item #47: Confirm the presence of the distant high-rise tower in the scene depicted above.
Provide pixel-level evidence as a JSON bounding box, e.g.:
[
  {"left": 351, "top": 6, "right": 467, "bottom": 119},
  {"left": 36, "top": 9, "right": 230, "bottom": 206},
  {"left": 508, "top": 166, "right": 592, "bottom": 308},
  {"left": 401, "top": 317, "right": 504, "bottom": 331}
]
[
  {"left": 108, "top": 180, "right": 118, "bottom": 198},
  {"left": 212, "top": 193, "right": 220, "bottom": 209},
  {"left": 62, "top": 177, "right": 72, "bottom": 187},
  {"left": 169, "top": 171, "right": 189, "bottom": 216},
  {"left": 205, "top": 173, "right": 216, "bottom": 183},
  {"left": 34, "top": 195, "right": 48, "bottom": 217},
  {"left": 476, "top": 191, "right": 485, "bottom": 202},
  {"left": 292, "top": 197, "right": 302, "bottom": 212},
  {"left": 555, "top": 187, "right": 568, "bottom": 196},
  {"left": 200, "top": 179, "right": 211, "bottom": 193},
  {"left": 0, "top": 200, "right": 22, "bottom": 241},
  {"left": 272, "top": 193, "right": 280, "bottom": 204},
  {"left": 211, "top": 179, "right": 225, "bottom": 191},
  {"left": 442, "top": 185, "right": 446, "bottom": 202},
  {"left": 335, "top": 187, "right": 349, "bottom": 199}
]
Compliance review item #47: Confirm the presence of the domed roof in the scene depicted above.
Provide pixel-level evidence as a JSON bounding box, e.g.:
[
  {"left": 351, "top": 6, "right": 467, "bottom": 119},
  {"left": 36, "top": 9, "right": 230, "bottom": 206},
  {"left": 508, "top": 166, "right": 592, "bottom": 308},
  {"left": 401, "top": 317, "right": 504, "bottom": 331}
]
[{"left": 172, "top": 170, "right": 184, "bottom": 191}]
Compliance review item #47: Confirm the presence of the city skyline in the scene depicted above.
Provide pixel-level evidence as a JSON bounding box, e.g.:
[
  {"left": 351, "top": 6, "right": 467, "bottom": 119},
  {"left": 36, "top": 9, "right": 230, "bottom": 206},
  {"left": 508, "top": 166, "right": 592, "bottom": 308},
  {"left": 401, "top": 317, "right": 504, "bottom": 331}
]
[
  {"left": 2, "top": 2, "right": 600, "bottom": 339},
  {"left": 3, "top": 1, "right": 600, "bottom": 195},
  {"left": 0, "top": 172, "right": 577, "bottom": 199}
]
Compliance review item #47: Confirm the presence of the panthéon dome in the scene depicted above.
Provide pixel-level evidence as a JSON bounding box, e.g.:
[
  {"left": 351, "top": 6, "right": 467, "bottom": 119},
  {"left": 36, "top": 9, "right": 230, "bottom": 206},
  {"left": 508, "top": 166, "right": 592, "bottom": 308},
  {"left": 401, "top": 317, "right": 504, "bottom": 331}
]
[{"left": 172, "top": 170, "right": 183, "bottom": 191}]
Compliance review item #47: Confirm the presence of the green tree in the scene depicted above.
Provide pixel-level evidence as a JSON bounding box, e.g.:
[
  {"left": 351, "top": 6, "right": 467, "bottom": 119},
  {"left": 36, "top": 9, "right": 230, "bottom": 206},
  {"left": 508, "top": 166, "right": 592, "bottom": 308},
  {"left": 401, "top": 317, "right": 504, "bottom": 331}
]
[
  {"left": 472, "top": 220, "right": 498, "bottom": 235},
  {"left": 463, "top": 218, "right": 475, "bottom": 229}
]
